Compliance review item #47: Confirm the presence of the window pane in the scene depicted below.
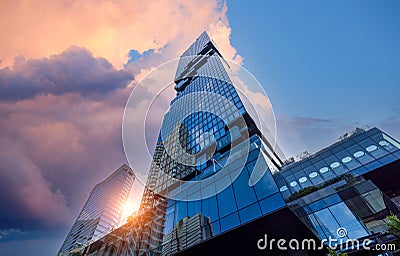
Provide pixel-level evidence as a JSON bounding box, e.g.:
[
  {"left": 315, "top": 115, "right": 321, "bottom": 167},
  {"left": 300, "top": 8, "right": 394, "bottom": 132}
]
[
  {"left": 217, "top": 185, "right": 237, "bottom": 218},
  {"left": 175, "top": 200, "right": 187, "bottom": 223},
  {"left": 252, "top": 164, "right": 279, "bottom": 200},
  {"left": 239, "top": 203, "right": 261, "bottom": 224},
  {"left": 201, "top": 196, "right": 219, "bottom": 222},
  {"left": 232, "top": 168, "right": 257, "bottom": 209},
  {"left": 187, "top": 200, "right": 201, "bottom": 218},
  {"left": 220, "top": 212, "right": 240, "bottom": 232},
  {"left": 259, "top": 193, "right": 286, "bottom": 215},
  {"left": 313, "top": 208, "right": 341, "bottom": 241},
  {"left": 329, "top": 203, "right": 369, "bottom": 240}
]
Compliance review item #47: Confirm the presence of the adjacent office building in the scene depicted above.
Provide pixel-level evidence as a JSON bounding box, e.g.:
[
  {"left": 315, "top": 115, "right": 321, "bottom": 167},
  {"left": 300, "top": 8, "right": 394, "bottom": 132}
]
[
  {"left": 58, "top": 164, "right": 135, "bottom": 256},
  {"left": 161, "top": 213, "right": 214, "bottom": 255},
  {"left": 276, "top": 128, "right": 400, "bottom": 255}
]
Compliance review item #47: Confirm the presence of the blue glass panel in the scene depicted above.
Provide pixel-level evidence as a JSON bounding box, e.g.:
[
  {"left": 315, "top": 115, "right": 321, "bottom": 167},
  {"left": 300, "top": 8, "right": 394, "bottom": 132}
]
[
  {"left": 369, "top": 147, "right": 388, "bottom": 159},
  {"left": 217, "top": 185, "right": 237, "bottom": 217},
  {"left": 351, "top": 166, "right": 368, "bottom": 176},
  {"left": 201, "top": 195, "right": 219, "bottom": 222},
  {"left": 378, "top": 154, "right": 397, "bottom": 165},
  {"left": 167, "top": 199, "right": 175, "bottom": 208},
  {"left": 308, "top": 199, "right": 326, "bottom": 213},
  {"left": 164, "top": 210, "right": 175, "bottom": 235},
  {"left": 329, "top": 203, "right": 369, "bottom": 240},
  {"left": 187, "top": 200, "right": 201, "bottom": 218},
  {"left": 239, "top": 202, "right": 262, "bottom": 224},
  {"left": 322, "top": 194, "right": 342, "bottom": 207},
  {"left": 215, "top": 174, "right": 231, "bottom": 192},
  {"left": 313, "top": 208, "right": 341, "bottom": 242},
  {"left": 252, "top": 165, "right": 279, "bottom": 200},
  {"left": 211, "top": 220, "right": 221, "bottom": 235},
  {"left": 175, "top": 200, "right": 188, "bottom": 223},
  {"left": 220, "top": 212, "right": 240, "bottom": 232},
  {"left": 232, "top": 167, "right": 257, "bottom": 209},
  {"left": 259, "top": 193, "right": 286, "bottom": 215},
  {"left": 364, "top": 160, "right": 382, "bottom": 172},
  {"left": 247, "top": 149, "right": 260, "bottom": 162},
  {"left": 306, "top": 213, "right": 327, "bottom": 240}
]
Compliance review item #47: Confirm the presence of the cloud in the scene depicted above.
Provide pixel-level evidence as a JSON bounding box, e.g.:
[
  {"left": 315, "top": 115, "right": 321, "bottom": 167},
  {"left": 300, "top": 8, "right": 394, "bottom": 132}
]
[
  {"left": 0, "top": 0, "right": 241, "bottom": 70},
  {"left": 276, "top": 115, "right": 358, "bottom": 158},
  {"left": 0, "top": 47, "right": 133, "bottom": 101},
  {"left": 0, "top": 229, "right": 26, "bottom": 240},
  {"left": 0, "top": 49, "right": 135, "bottom": 230},
  {"left": 0, "top": 2, "right": 244, "bottom": 254}
]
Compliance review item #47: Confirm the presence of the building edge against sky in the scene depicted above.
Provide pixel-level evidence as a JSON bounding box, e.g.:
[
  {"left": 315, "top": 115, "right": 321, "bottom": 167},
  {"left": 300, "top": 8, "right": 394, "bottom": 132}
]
[
  {"left": 135, "top": 30, "right": 288, "bottom": 254},
  {"left": 58, "top": 164, "right": 135, "bottom": 256},
  {"left": 81, "top": 32, "right": 400, "bottom": 256},
  {"left": 136, "top": 32, "right": 400, "bottom": 255},
  {"left": 83, "top": 127, "right": 400, "bottom": 256}
]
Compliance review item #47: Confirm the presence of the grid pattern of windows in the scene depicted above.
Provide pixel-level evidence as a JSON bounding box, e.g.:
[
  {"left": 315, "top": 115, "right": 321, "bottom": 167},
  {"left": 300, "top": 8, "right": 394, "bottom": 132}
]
[
  {"left": 58, "top": 165, "right": 135, "bottom": 255},
  {"left": 140, "top": 31, "right": 400, "bottom": 255},
  {"left": 288, "top": 178, "right": 400, "bottom": 243},
  {"left": 140, "top": 32, "right": 284, "bottom": 254},
  {"left": 174, "top": 31, "right": 211, "bottom": 81},
  {"left": 275, "top": 128, "right": 400, "bottom": 200}
]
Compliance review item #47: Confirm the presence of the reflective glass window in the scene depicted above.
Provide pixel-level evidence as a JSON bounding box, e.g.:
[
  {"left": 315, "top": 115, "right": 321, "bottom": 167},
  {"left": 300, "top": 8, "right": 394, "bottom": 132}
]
[
  {"left": 220, "top": 212, "right": 240, "bottom": 233},
  {"left": 239, "top": 202, "right": 262, "bottom": 224},
  {"left": 164, "top": 209, "right": 175, "bottom": 235},
  {"left": 362, "top": 189, "right": 386, "bottom": 213},
  {"left": 329, "top": 203, "right": 369, "bottom": 239},
  {"left": 313, "top": 208, "right": 341, "bottom": 240},
  {"left": 252, "top": 168, "right": 279, "bottom": 200},
  {"left": 232, "top": 167, "right": 257, "bottom": 209},
  {"left": 378, "top": 154, "right": 397, "bottom": 165},
  {"left": 217, "top": 185, "right": 237, "bottom": 218},
  {"left": 322, "top": 194, "right": 342, "bottom": 207},
  {"left": 259, "top": 193, "right": 286, "bottom": 215},
  {"left": 307, "top": 213, "right": 327, "bottom": 240},
  {"left": 175, "top": 200, "right": 188, "bottom": 224},
  {"left": 308, "top": 199, "right": 326, "bottom": 213},
  {"left": 187, "top": 200, "right": 201, "bottom": 218},
  {"left": 215, "top": 173, "right": 231, "bottom": 192},
  {"left": 201, "top": 195, "right": 219, "bottom": 222},
  {"left": 211, "top": 220, "right": 221, "bottom": 235}
]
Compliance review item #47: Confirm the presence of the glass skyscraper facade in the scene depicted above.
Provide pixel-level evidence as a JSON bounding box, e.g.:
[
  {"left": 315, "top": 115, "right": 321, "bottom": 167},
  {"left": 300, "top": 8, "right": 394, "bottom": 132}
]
[
  {"left": 80, "top": 32, "right": 400, "bottom": 256},
  {"left": 137, "top": 31, "right": 286, "bottom": 255},
  {"left": 59, "top": 164, "right": 135, "bottom": 256}
]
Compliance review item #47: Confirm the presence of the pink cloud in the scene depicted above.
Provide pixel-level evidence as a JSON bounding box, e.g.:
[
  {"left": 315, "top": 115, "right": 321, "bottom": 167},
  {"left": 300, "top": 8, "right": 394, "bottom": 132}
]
[
  {"left": 0, "top": 0, "right": 241, "bottom": 69},
  {"left": 0, "top": 47, "right": 132, "bottom": 101},
  {"left": 0, "top": 0, "right": 244, "bottom": 235}
]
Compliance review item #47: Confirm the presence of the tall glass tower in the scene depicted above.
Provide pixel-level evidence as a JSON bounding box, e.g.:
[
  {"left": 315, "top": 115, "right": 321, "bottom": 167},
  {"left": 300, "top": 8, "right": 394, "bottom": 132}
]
[
  {"left": 58, "top": 164, "right": 135, "bottom": 256},
  {"left": 137, "top": 32, "right": 286, "bottom": 255}
]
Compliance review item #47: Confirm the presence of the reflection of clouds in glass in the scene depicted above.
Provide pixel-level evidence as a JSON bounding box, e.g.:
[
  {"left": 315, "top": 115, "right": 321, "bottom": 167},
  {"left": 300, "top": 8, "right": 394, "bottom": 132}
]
[{"left": 354, "top": 151, "right": 365, "bottom": 158}]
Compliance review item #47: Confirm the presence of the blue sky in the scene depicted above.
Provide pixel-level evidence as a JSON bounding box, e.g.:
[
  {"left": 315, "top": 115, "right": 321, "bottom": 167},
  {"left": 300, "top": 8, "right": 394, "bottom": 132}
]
[{"left": 227, "top": 0, "right": 400, "bottom": 156}]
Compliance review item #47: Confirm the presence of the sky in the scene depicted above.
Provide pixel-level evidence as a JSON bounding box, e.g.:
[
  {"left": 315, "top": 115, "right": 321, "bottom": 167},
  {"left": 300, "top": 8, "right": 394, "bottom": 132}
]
[{"left": 0, "top": 1, "right": 399, "bottom": 255}]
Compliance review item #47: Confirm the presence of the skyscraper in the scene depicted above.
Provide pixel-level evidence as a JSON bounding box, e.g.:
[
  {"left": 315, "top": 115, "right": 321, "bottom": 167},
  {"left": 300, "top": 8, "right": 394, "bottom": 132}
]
[
  {"left": 58, "top": 164, "right": 135, "bottom": 256},
  {"left": 83, "top": 32, "right": 400, "bottom": 256},
  {"left": 134, "top": 32, "right": 400, "bottom": 256},
  {"left": 137, "top": 31, "right": 287, "bottom": 254}
]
